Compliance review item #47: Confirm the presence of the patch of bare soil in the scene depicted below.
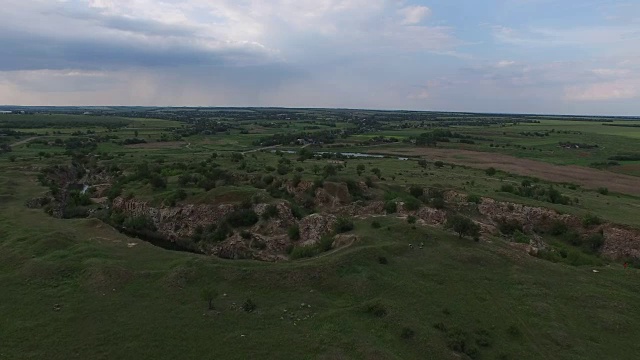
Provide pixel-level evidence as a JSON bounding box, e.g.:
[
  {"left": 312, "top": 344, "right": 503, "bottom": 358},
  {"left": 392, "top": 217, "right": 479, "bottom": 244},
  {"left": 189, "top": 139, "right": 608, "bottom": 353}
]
[
  {"left": 373, "top": 147, "right": 640, "bottom": 196},
  {"left": 124, "top": 141, "right": 187, "bottom": 149}
]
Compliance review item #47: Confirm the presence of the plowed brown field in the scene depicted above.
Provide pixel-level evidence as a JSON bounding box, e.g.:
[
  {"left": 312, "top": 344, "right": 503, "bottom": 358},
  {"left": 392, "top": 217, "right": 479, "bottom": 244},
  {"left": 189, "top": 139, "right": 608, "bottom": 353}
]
[{"left": 373, "top": 147, "right": 640, "bottom": 196}]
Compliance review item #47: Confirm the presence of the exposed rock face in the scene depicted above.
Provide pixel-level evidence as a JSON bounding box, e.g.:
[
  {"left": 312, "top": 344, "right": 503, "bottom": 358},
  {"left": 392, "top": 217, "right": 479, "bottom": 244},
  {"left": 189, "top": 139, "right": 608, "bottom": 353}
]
[
  {"left": 299, "top": 214, "right": 337, "bottom": 246},
  {"left": 600, "top": 226, "right": 640, "bottom": 260},
  {"left": 415, "top": 207, "right": 448, "bottom": 226},
  {"left": 112, "top": 197, "right": 236, "bottom": 240},
  {"left": 475, "top": 197, "right": 640, "bottom": 260},
  {"left": 108, "top": 183, "right": 640, "bottom": 262}
]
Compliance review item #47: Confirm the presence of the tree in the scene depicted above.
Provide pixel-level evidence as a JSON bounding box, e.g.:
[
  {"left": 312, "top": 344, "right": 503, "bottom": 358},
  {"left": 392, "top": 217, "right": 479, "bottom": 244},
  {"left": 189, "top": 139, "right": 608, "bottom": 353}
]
[
  {"left": 312, "top": 164, "right": 321, "bottom": 175},
  {"left": 371, "top": 168, "right": 381, "bottom": 178},
  {"left": 446, "top": 214, "right": 480, "bottom": 239},
  {"left": 417, "top": 159, "right": 428, "bottom": 168},
  {"left": 409, "top": 185, "right": 423, "bottom": 198},
  {"left": 356, "top": 164, "right": 366, "bottom": 176},
  {"left": 434, "top": 161, "right": 444, "bottom": 168},
  {"left": 134, "top": 130, "right": 139, "bottom": 137},
  {"left": 485, "top": 167, "right": 497, "bottom": 176},
  {"left": 201, "top": 287, "right": 218, "bottom": 310},
  {"left": 323, "top": 164, "right": 337, "bottom": 178}
]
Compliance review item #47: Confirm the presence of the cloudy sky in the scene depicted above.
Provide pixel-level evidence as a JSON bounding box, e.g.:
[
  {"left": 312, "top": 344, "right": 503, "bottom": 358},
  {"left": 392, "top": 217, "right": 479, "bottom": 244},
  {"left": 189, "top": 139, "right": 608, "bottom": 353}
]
[{"left": 1, "top": 0, "right": 639, "bottom": 115}]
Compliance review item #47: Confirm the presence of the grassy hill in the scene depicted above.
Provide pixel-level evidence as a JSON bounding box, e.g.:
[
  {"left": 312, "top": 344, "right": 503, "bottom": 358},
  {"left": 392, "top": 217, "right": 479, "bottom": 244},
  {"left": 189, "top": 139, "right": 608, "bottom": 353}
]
[{"left": 2, "top": 170, "right": 640, "bottom": 360}]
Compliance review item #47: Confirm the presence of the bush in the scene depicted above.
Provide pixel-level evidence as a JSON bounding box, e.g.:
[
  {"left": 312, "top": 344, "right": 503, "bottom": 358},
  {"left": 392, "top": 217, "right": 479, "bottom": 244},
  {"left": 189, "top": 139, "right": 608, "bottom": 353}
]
[
  {"left": 497, "top": 217, "right": 523, "bottom": 235},
  {"left": 562, "top": 231, "right": 582, "bottom": 246},
  {"left": 288, "top": 225, "right": 300, "bottom": 241},
  {"left": 583, "top": 213, "right": 603, "bottom": 228},
  {"left": 409, "top": 186, "right": 424, "bottom": 198},
  {"left": 549, "top": 220, "right": 568, "bottom": 235},
  {"left": 485, "top": 167, "right": 497, "bottom": 176},
  {"left": 335, "top": 217, "right": 354, "bottom": 233},
  {"left": 401, "top": 327, "right": 415, "bottom": 339},
  {"left": 377, "top": 256, "right": 388, "bottom": 264},
  {"left": 430, "top": 197, "right": 446, "bottom": 209},
  {"left": 434, "top": 161, "right": 444, "bottom": 168},
  {"left": 371, "top": 220, "right": 381, "bottom": 229},
  {"left": 226, "top": 209, "right": 259, "bottom": 228},
  {"left": 500, "top": 184, "right": 515, "bottom": 193},
  {"left": 290, "top": 204, "right": 305, "bottom": 220},
  {"left": 467, "top": 194, "right": 482, "bottom": 204},
  {"left": 597, "top": 187, "right": 609, "bottom": 195},
  {"left": 261, "top": 204, "right": 279, "bottom": 220},
  {"left": 512, "top": 230, "right": 529, "bottom": 244},
  {"left": 407, "top": 215, "right": 417, "bottom": 224},
  {"left": 290, "top": 245, "right": 319, "bottom": 259},
  {"left": 122, "top": 216, "right": 157, "bottom": 232},
  {"left": 404, "top": 197, "right": 422, "bottom": 211},
  {"left": 242, "top": 299, "right": 256, "bottom": 312},
  {"left": 365, "top": 302, "right": 387, "bottom": 317},
  {"left": 384, "top": 201, "right": 397, "bottom": 214},
  {"left": 446, "top": 214, "right": 480, "bottom": 239},
  {"left": 585, "top": 232, "right": 605, "bottom": 253}
]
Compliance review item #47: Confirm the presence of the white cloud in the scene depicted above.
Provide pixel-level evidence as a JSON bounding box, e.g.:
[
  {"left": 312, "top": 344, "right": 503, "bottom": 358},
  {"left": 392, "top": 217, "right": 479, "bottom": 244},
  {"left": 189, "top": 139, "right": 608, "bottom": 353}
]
[
  {"left": 399, "top": 5, "right": 431, "bottom": 25},
  {"left": 496, "top": 60, "right": 515, "bottom": 67},
  {"left": 565, "top": 80, "right": 639, "bottom": 101}
]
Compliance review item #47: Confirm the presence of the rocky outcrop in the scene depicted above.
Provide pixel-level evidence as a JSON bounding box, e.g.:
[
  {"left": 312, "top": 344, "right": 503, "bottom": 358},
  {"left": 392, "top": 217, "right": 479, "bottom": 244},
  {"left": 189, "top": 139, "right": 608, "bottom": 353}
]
[
  {"left": 299, "top": 214, "right": 337, "bottom": 246},
  {"left": 112, "top": 197, "right": 237, "bottom": 240}
]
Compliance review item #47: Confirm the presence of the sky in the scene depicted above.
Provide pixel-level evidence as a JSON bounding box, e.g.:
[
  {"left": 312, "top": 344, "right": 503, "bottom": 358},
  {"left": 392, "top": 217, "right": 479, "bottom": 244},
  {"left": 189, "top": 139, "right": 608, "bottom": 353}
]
[{"left": 0, "top": 0, "right": 639, "bottom": 115}]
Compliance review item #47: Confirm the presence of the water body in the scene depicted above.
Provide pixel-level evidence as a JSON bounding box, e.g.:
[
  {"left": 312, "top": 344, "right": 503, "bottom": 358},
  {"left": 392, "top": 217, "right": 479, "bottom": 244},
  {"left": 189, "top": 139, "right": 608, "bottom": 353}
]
[{"left": 272, "top": 150, "right": 409, "bottom": 161}]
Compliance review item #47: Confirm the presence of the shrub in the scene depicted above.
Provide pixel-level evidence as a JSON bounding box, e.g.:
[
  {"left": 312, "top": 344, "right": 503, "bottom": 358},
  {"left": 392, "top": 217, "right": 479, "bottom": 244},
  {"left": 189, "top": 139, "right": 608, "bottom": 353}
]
[
  {"left": 497, "top": 217, "right": 523, "bottom": 235},
  {"left": 500, "top": 184, "right": 515, "bottom": 193},
  {"left": 409, "top": 186, "right": 424, "bottom": 198},
  {"left": 467, "top": 194, "right": 482, "bottom": 204},
  {"left": 430, "top": 197, "right": 446, "bottom": 209},
  {"left": 446, "top": 214, "right": 480, "bottom": 239},
  {"left": 404, "top": 197, "right": 422, "bottom": 211},
  {"left": 485, "top": 167, "right": 497, "bottom": 176},
  {"left": 226, "top": 209, "right": 259, "bottom": 228},
  {"left": 288, "top": 225, "right": 301, "bottom": 241},
  {"left": 240, "top": 230, "right": 252, "bottom": 240},
  {"left": 597, "top": 187, "right": 609, "bottom": 195},
  {"left": 507, "top": 325, "right": 521, "bottom": 337},
  {"left": 585, "top": 232, "right": 605, "bottom": 253},
  {"left": 290, "top": 245, "right": 319, "bottom": 259},
  {"left": 123, "top": 216, "right": 157, "bottom": 232},
  {"left": 335, "top": 217, "right": 354, "bottom": 233},
  {"left": 261, "top": 204, "right": 279, "bottom": 220},
  {"left": 434, "top": 161, "right": 444, "bottom": 168},
  {"left": 583, "top": 213, "right": 603, "bottom": 228},
  {"left": 365, "top": 302, "right": 387, "bottom": 317},
  {"left": 401, "top": 327, "right": 415, "bottom": 339},
  {"left": 371, "top": 220, "right": 381, "bottom": 229},
  {"left": 407, "top": 215, "right": 417, "bottom": 224},
  {"left": 262, "top": 175, "right": 275, "bottom": 185},
  {"left": 512, "top": 230, "right": 529, "bottom": 244},
  {"left": 242, "top": 299, "right": 256, "bottom": 312},
  {"left": 290, "top": 204, "right": 305, "bottom": 220},
  {"left": 377, "top": 256, "right": 388, "bottom": 264},
  {"left": 149, "top": 174, "right": 167, "bottom": 189},
  {"left": 384, "top": 201, "right": 397, "bottom": 214},
  {"left": 562, "top": 231, "right": 582, "bottom": 246},
  {"left": 549, "top": 220, "right": 568, "bottom": 235}
]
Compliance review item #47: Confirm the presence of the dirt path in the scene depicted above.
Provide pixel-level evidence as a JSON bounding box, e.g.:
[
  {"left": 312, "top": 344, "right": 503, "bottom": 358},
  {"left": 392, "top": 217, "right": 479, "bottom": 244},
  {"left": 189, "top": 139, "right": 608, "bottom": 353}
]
[
  {"left": 241, "top": 144, "right": 281, "bottom": 155},
  {"left": 372, "top": 147, "right": 640, "bottom": 196},
  {"left": 10, "top": 136, "right": 39, "bottom": 147}
]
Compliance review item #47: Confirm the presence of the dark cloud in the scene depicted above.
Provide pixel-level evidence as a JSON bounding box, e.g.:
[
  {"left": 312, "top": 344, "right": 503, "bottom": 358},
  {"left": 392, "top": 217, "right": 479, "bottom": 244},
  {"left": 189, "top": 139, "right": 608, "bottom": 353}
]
[{"left": 0, "top": 29, "right": 267, "bottom": 71}]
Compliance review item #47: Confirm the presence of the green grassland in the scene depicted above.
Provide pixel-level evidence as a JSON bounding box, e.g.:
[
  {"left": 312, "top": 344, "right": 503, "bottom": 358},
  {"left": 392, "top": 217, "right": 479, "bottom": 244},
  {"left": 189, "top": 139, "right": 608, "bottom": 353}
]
[
  {"left": 2, "top": 171, "right": 640, "bottom": 360},
  {"left": 2, "top": 110, "right": 640, "bottom": 359}
]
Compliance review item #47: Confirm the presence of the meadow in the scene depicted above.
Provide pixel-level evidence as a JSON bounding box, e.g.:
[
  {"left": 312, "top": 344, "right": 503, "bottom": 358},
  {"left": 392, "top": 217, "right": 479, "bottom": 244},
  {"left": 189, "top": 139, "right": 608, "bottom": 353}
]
[{"left": 1, "top": 109, "right": 640, "bottom": 359}]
